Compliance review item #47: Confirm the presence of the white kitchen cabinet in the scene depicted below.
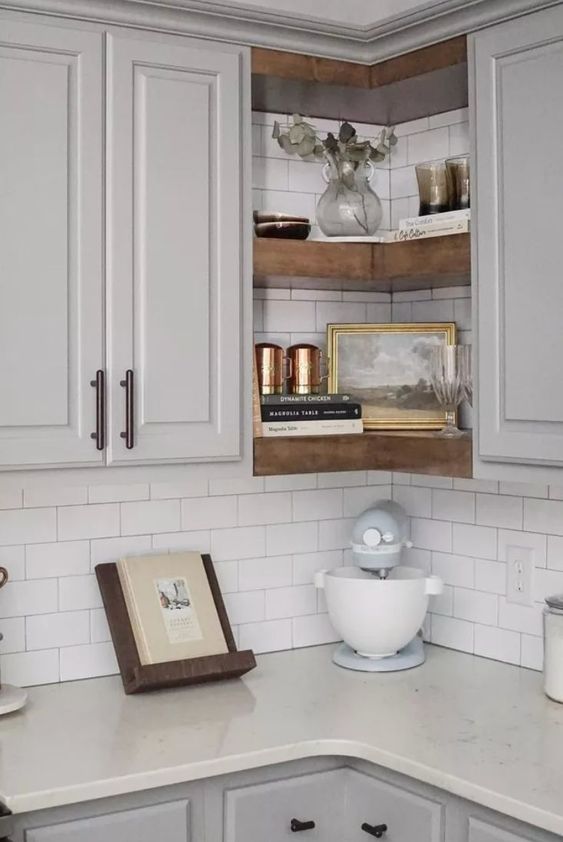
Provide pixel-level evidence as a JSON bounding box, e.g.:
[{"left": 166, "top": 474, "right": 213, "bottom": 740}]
[
  {"left": 472, "top": 6, "right": 563, "bottom": 479},
  {"left": 106, "top": 31, "right": 246, "bottom": 465},
  {"left": 0, "top": 13, "right": 249, "bottom": 473},
  {"left": 224, "top": 769, "right": 345, "bottom": 842},
  {"left": 467, "top": 817, "right": 536, "bottom": 842},
  {"left": 25, "top": 798, "right": 191, "bottom": 842},
  {"left": 346, "top": 768, "right": 443, "bottom": 842},
  {"left": 0, "top": 18, "right": 104, "bottom": 468}
]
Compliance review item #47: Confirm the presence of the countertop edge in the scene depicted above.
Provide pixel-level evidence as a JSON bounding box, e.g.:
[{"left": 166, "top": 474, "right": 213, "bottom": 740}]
[{"left": 4, "top": 737, "right": 562, "bottom": 838}]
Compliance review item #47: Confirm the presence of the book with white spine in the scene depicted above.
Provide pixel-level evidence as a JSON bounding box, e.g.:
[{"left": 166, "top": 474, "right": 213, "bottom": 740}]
[
  {"left": 262, "top": 419, "right": 363, "bottom": 437},
  {"left": 399, "top": 209, "right": 470, "bottom": 229}
]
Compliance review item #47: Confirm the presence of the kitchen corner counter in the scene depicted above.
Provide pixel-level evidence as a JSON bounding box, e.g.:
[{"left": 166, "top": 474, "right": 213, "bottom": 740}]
[{"left": 2, "top": 644, "right": 563, "bottom": 836}]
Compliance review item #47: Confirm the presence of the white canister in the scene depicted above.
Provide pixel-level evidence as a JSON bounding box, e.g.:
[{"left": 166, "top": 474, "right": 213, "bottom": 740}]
[{"left": 543, "top": 594, "right": 563, "bottom": 703}]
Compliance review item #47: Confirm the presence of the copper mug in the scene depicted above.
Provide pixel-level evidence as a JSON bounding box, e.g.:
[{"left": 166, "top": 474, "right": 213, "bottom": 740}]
[
  {"left": 287, "top": 344, "right": 327, "bottom": 395},
  {"left": 255, "top": 343, "right": 291, "bottom": 395}
]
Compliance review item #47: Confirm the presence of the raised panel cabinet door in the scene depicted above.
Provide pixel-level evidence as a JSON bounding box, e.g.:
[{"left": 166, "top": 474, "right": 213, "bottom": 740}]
[
  {"left": 345, "top": 769, "right": 443, "bottom": 842},
  {"left": 107, "top": 32, "right": 246, "bottom": 464},
  {"left": 468, "top": 817, "right": 537, "bottom": 842},
  {"left": 26, "top": 798, "right": 191, "bottom": 842},
  {"left": 224, "top": 770, "right": 345, "bottom": 842},
  {"left": 473, "top": 7, "right": 563, "bottom": 468},
  {"left": 0, "top": 18, "right": 104, "bottom": 467}
]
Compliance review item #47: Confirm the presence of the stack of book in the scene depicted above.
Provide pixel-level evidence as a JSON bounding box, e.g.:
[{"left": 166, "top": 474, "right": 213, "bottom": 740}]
[
  {"left": 396, "top": 209, "right": 470, "bottom": 241},
  {"left": 261, "top": 393, "right": 362, "bottom": 437}
]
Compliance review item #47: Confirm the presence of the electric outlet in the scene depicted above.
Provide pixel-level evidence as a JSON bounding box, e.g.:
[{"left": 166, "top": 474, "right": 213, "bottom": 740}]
[{"left": 506, "top": 545, "right": 534, "bottom": 605}]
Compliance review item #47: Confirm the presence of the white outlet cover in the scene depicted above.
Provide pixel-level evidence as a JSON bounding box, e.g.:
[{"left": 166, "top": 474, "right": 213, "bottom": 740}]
[{"left": 506, "top": 545, "right": 534, "bottom": 606}]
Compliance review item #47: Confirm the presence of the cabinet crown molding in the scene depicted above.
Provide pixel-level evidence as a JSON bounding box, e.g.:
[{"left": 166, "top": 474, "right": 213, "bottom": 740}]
[{"left": 1, "top": 0, "right": 560, "bottom": 61}]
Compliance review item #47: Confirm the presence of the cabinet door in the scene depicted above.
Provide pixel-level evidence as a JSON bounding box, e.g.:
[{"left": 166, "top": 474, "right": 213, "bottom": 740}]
[
  {"left": 107, "top": 32, "right": 245, "bottom": 465},
  {"left": 0, "top": 18, "right": 103, "bottom": 467},
  {"left": 346, "top": 769, "right": 443, "bottom": 842},
  {"left": 468, "top": 817, "right": 536, "bottom": 842},
  {"left": 224, "top": 770, "right": 345, "bottom": 842},
  {"left": 26, "top": 798, "right": 191, "bottom": 842},
  {"left": 473, "top": 7, "right": 563, "bottom": 469}
]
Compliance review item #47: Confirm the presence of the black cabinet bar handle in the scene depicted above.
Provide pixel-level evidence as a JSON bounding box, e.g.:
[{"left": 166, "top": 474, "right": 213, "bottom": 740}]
[
  {"left": 120, "top": 369, "right": 134, "bottom": 449},
  {"left": 361, "top": 823, "right": 388, "bottom": 838},
  {"left": 90, "top": 370, "right": 105, "bottom": 451},
  {"left": 290, "top": 819, "right": 316, "bottom": 833}
]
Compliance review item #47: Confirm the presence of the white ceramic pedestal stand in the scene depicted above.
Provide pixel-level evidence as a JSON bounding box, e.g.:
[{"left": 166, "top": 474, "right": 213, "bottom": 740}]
[{"left": 0, "top": 684, "right": 27, "bottom": 714}]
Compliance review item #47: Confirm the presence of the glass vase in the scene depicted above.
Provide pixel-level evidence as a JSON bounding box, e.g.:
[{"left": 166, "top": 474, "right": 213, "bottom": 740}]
[{"left": 316, "top": 160, "right": 383, "bottom": 237}]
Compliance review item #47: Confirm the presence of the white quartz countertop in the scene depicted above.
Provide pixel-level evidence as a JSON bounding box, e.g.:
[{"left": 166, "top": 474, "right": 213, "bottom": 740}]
[{"left": 2, "top": 644, "right": 563, "bottom": 835}]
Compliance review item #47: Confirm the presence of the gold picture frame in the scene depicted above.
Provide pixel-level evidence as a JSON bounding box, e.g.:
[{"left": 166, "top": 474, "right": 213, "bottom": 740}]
[{"left": 327, "top": 322, "right": 456, "bottom": 430}]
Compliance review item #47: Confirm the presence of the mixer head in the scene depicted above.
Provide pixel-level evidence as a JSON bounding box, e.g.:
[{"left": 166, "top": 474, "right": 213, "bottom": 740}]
[{"left": 351, "top": 500, "right": 412, "bottom": 575}]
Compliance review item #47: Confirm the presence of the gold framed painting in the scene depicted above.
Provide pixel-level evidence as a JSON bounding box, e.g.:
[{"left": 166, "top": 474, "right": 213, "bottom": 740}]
[{"left": 327, "top": 322, "right": 456, "bottom": 430}]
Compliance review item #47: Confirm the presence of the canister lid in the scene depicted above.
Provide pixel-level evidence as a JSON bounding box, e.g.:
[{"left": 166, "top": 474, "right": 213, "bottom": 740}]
[{"left": 545, "top": 593, "right": 563, "bottom": 611}]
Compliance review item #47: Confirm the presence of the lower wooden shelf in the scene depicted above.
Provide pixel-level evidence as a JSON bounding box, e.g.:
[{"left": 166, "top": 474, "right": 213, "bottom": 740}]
[{"left": 253, "top": 430, "right": 472, "bottom": 478}]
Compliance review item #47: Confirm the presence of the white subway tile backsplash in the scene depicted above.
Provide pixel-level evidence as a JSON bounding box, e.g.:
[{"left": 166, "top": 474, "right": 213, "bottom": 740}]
[
  {"left": 26, "top": 611, "right": 90, "bottom": 650},
  {"left": 547, "top": 535, "right": 563, "bottom": 571},
  {"left": 224, "top": 590, "right": 265, "bottom": 625},
  {"left": 432, "top": 489, "right": 475, "bottom": 523},
  {"left": 0, "top": 579, "right": 58, "bottom": 618},
  {"left": 26, "top": 541, "right": 90, "bottom": 579},
  {"left": 429, "top": 108, "right": 469, "bottom": 129},
  {"left": 58, "top": 504, "right": 119, "bottom": 542},
  {"left": 474, "top": 624, "right": 520, "bottom": 665},
  {"left": 454, "top": 587, "right": 497, "bottom": 626},
  {"left": 431, "top": 614, "right": 473, "bottom": 653},
  {"left": 239, "top": 618, "right": 292, "bottom": 653},
  {"left": 59, "top": 575, "right": 102, "bottom": 611},
  {"left": 448, "top": 122, "right": 470, "bottom": 156},
  {"left": 266, "top": 521, "right": 317, "bottom": 556},
  {"left": 316, "top": 301, "right": 366, "bottom": 330},
  {"left": 293, "top": 550, "right": 342, "bottom": 585},
  {"left": 292, "top": 612, "right": 339, "bottom": 647},
  {"left": 239, "top": 555, "right": 292, "bottom": 591},
  {"left": 393, "top": 485, "right": 432, "bottom": 518},
  {"left": 181, "top": 496, "right": 236, "bottom": 532},
  {"left": 90, "top": 608, "right": 111, "bottom": 643},
  {"left": 407, "top": 127, "right": 449, "bottom": 165},
  {"left": 253, "top": 156, "right": 288, "bottom": 190},
  {"left": 24, "top": 486, "right": 87, "bottom": 508},
  {"left": 122, "top": 500, "right": 180, "bottom": 536},
  {"left": 266, "top": 585, "right": 316, "bottom": 619},
  {"left": 3, "top": 649, "right": 60, "bottom": 686},
  {"left": 453, "top": 523, "right": 497, "bottom": 560},
  {"left": 0, "top": 508, "right": 56, "bottom": 546},
  {"left": 90, "top": 535, "right": 153, "bottom": 567},
  {"left": 498, "top": 598, "right": 543, "bottom": 637},
  {"left": 0, "top": 617, "right": 25, "bottom": 654},
  {"left": 431, "top": 552, "right": 474, "bottom": 588},
  {"left": 212, "top": 526, "right": 266, "bottom": 561},
  {"left": 344, "top": 486, "right": 391, "bottom": 518},
  {"left": 239, "top": 492, "right": 292, "bottom": 526},
  {"left": 209, "top": 477, "right": 264, "bottom": 496},
  {"left": 152, "top": 530, "right": 211, "bottom": 553},
  {"left": 265, "top": 474, "right": 317, "bottom": 492},
  {"left": 317, "top": 471, "right": 366, "bottom": 489},
  {"left": 0, "top": 546, "right": 25, "bottom": 581},
  {"left": 150, "top": 478, "right": 208, "bottom": 499},
  {"left": 59, "top": 642, "right": 118, "bottom": 682},
  {"left": 476, "top": 494, "right": 523, "bottom": 530},
  {"left": 524, "top": 498, "right": 563, "bottom": 536},
  {"left": 475, "top": 560, "right": 506, "bottom": 595},
  {"left": 366, "top": 303, "right": 392, "bottom": 322},
  {"left": 88, "top": 484, "right": 149, "bottom": 504},
  {"left": 263, "top": 300, "right": 316, "bottom": 333},
  {"left": 293, "top": 489, "right": 342, "bottom": 521},
  {"left": 521, "top": 634, "right": 543, "bottom": 671},
  {"left": 497, "top": 529, "right": 547, "bottom": 568},
  {"left": 412, "top": 518, "right": 452, "bottom": 552}
]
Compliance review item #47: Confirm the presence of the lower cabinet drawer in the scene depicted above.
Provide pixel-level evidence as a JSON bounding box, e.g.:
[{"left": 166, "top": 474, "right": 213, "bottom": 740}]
[
  {"left": 224, "top": 769, "right": 344, "bottom": 842},
  {"left": 346, "top": 769, "right": 444, "bottom": 842},
  {"left": 25, "top": 799, "right": 191, "bottom": 842}
]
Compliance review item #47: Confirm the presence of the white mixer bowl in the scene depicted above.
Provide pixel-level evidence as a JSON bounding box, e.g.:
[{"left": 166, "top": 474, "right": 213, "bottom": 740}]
[{"left": 315, "top": 566, "right": 443, "bottom": 658}]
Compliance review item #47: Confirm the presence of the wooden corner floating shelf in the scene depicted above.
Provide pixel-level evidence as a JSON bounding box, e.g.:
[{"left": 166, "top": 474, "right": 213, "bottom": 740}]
[
  {"left": 254, "top": 431, "right": 472, "bottom": 479},
  {"left": 251, "top": 36, "right": 468, "bottom": 125},
  {"left": 254, "top": 233, "right": 470, "bottom": 292}
]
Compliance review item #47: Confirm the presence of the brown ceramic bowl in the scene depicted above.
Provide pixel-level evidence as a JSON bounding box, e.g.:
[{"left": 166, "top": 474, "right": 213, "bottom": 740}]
[
  {"left": 254, "top": 221, "right": 311, "bottom": 240},
  {"left": 253, "top": 211, "right": 309, "bottom": 224}
]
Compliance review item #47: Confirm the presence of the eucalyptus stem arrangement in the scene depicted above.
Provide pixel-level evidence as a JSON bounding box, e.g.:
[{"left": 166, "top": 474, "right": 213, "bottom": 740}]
[{"left": 272, "top": 115, "right": 398, "bottom": 237}]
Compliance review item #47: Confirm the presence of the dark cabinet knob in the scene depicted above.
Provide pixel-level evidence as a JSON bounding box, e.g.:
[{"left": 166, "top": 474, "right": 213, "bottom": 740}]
[
  {"left": 361, "top": 822, "right": 388, "bottom": 838},
  {"left": 290, "top": 818, "right": 316, "bottom": 832}
]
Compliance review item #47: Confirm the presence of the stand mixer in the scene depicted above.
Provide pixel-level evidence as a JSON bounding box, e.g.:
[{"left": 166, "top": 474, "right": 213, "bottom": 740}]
[{"left": 315, "top": 500, "right": 443, "bottom": 672}]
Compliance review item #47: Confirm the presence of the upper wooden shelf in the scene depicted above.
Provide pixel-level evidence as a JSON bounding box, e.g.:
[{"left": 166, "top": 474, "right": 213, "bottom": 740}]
[
  {"left": 251, "top": 37, "right": 468, "bottom": 125},
  {"left": 254, "top": 430, "right": 472, "bottom": 479},
  {"left": 253, "top": 233, "right": 471, "bottom": 292}
]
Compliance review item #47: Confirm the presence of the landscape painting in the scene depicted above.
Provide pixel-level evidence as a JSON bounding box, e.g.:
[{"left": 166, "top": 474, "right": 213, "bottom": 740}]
[{"left": 328, "top": 323, "right": 456, "bottom": 430}]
